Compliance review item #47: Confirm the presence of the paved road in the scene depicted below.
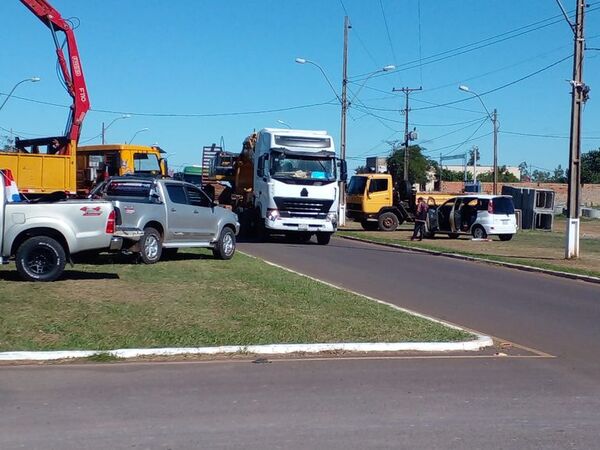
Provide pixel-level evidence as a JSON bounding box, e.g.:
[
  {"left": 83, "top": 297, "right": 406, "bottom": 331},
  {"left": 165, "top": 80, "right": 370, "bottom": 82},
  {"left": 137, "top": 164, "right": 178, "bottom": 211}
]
[{"left": 2, "top": 236, "right": 600, "bottom": 449}]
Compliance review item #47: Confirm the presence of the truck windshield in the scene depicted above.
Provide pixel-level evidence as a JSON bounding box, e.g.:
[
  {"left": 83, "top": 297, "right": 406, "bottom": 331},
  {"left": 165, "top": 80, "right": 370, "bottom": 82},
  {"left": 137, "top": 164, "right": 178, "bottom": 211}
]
[
  {"left": 134, "top": 153, "right": 161, "bottom": 173},
  {"left": 270, "top": 152, "right": 335, "bottom": 181},
  {"left": 347, "top": 176, "right": 367, "bottom": 195}
]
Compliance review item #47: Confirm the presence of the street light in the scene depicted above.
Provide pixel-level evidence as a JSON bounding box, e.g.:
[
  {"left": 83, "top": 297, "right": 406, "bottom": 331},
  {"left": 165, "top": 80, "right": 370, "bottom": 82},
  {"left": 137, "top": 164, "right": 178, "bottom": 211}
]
[
  {"left": 128, "top": 128, "right": 149, "bottom": 144},
  {"left": 101, "top": 114, "right": 131, "bottom": 144},
  {"left": 0, "top": 77, "right": 41, "bottom": 112},
  {"left": 296, "top": 51, "right": 395, "bottom": 225},
  {"left": 458, "top": 84, "right": 498, "bottom": 194},
  {"left": 277, "top": 120, "right": 292, "bottom": 129}
]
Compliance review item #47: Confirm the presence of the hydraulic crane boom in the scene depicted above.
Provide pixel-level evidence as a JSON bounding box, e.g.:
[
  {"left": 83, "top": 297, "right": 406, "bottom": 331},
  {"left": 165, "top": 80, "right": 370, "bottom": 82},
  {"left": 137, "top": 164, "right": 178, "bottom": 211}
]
[{"left": 20, "top": 0, "right": 90, "bottom": 143}]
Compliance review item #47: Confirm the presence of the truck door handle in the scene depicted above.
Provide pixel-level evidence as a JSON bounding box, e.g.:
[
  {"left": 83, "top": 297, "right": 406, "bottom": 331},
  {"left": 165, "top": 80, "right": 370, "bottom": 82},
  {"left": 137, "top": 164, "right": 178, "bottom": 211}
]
[
  {"left": 171, "top": 208, "right": 177, "bottom": 212},
  {"left": 193, "top": 210, "right": 199, "bottom": 214}
]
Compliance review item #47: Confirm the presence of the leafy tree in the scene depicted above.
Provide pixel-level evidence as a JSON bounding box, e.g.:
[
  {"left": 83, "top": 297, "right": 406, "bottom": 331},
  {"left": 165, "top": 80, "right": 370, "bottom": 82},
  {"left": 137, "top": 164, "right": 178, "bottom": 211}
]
[
  {"left": 582, "top": 149, "right": 600, "bottom": 184},
  {"left": 477, "top": 166, "right": 519, "bottom": 182},
  {"left": 518, "top": 162, "right": 530, "bottom": 181},
  {"left": 386, "top": 144, "right": 434, "bottom": 186},
  {"left": 439, "top": 168, "right": 472, "bottom": 182},
  {"left": 531, "top": 169, "right": 550, "bottom": 183},
  {"left": 468, "top": 147, "right": 480, "bottom": 166},
  {"left": 551, "top": 164, "right": 567, "bottom": 183}
]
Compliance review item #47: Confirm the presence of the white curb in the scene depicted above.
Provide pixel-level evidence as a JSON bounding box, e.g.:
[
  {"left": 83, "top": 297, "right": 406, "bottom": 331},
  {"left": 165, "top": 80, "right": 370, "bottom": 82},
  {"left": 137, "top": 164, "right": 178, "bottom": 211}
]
[
  {"left": 0, "top": 251, "right": 494, "bottom": 362},
  {"left": 0, "top": 337, "right": 494, "bottom": 362}
]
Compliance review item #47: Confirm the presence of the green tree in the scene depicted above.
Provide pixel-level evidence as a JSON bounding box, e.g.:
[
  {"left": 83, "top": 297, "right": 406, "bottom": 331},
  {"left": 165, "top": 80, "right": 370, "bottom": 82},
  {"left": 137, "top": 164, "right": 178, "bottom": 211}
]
[
  {"left": 386, "top": 144, "right": 434, "bottom": 186},
  {"left": 518, "top": 162, "right": 530, "bottom": 181},
  {"left": 477, "top": 166, "right": 519, "bottom": 182},
  {"left": 439, "top": 168, "right": 472, "bottom": 182},
  {"left": 531, "top": 169, "right": 550, "bottom": 183},
  {"left": 582, "top": 149, "right": 600, "bottom": 184},
  {"left": 551, "top": 164, "right": 567, "bottom": 183}
]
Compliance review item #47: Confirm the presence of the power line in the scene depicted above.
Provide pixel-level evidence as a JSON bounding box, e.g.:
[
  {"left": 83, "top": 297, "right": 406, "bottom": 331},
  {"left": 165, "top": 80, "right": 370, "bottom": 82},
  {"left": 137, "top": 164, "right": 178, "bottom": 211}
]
[
  {"left": 501, "top": 130, "right": 600, "bottom": 140},
  {"left": 0, "top": 92, "right": 339, "bottom": 118},
  {"left": 379, "top": 0, "right": 399, "bottom": 72},
  {"left": 350, "top": 4, "right": 599, "bottom": 82},
  {"left": 338, "top": 0, "right": 380, "bottom": 68}
]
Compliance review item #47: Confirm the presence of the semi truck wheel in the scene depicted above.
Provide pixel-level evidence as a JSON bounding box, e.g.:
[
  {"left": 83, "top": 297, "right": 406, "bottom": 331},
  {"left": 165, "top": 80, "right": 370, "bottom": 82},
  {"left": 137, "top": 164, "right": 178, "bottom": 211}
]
[
  {"left": 316, "top": 232, "right": 332, "bottom": 245},
  {"left": 139, "top": 227, "right": 162, "bottom": 264},
  {"left": 15, "top": 236, "right": 66, "bottom": 282},
  {"left": 213, "top": 227, "right": 236, "bottom": 260},
  {"left": 378, "top": 212, "right": 399, "bottom": 232}
]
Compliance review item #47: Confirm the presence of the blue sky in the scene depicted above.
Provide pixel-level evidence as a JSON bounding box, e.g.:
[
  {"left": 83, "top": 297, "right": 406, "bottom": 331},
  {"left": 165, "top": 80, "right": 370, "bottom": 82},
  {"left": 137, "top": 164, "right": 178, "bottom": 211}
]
[{"left": 2, "top": 0, "right": 600, "bottom": 175}]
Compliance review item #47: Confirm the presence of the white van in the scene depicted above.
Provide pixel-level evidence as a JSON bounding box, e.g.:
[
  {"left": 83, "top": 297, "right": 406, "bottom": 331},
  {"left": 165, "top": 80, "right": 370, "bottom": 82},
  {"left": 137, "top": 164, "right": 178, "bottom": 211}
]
[{"left": 427, "top": 195, "right": 517, "bottom": 241}]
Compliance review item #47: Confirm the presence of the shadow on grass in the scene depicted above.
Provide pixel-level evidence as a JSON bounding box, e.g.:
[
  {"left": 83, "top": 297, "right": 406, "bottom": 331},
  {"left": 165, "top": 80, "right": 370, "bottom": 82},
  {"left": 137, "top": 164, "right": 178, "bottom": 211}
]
[
  {"left": 0, "top": 270, "right": 120, "bottom": 282},
  {"left": 72, "top": 251, "right": 211, "bottom": 266}
]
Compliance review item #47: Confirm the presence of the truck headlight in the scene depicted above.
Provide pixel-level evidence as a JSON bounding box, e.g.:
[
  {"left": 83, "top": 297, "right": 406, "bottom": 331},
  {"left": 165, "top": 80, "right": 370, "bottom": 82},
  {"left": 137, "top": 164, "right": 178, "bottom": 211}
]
[
  {"left": 326, "top": 212, "right": 338, "bottom": 226},
  {"left": 267, "top": 209, "right": 280, "bottom": 222}
]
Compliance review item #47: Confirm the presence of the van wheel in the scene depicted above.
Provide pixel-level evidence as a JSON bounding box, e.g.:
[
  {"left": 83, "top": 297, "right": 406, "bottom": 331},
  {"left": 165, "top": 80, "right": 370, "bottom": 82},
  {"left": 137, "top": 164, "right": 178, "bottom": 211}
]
[
  {"left": 139, "top": 227, "right": 162, "bottom": 264},
  {"left": 316, "top": 232, "right": 332, "bottom": 245},
  {"left": 213, "top": 227, "right": 236, "bottom": 259},
  {"left": 378, "top": 212, "right": 399, "bottom": 232},
  {"left": 16, "top": 236, "right": 66, "bottom": 282},
  {"left": 472, "top": 225, "right": 487, "bottom": 239},
  {"left": 499, "top": 234, "right": 513, "bottom": 242}
]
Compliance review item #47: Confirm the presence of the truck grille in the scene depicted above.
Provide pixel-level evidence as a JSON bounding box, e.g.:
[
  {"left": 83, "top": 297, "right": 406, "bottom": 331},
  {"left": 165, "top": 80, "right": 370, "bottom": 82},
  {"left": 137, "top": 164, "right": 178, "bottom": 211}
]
[{"left": 273, "top": 197, "right": 334, "bottom": 219}]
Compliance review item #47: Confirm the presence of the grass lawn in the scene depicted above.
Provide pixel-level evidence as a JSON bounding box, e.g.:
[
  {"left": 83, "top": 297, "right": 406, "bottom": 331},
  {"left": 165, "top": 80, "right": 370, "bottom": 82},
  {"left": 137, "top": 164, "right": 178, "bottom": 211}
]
[
  {"left": 340, "top": 216, "right": 600, "bottom": 278},
  {"left": 0, "top": 250, "right": 471, "bottom": 352}
]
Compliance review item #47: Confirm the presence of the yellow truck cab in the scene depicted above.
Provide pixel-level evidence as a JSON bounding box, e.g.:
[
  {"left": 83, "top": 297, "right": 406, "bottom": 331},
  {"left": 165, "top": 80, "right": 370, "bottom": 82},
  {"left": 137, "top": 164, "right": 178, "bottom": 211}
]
[
  {"left": 346, "top": 173, "right": 456, "bottom": 231},
  {"left": 346, "top": 174, "right": 409, "bottom": 231},
  {"left": 76, "top": 144, "right": 168, "bottom": 193}
]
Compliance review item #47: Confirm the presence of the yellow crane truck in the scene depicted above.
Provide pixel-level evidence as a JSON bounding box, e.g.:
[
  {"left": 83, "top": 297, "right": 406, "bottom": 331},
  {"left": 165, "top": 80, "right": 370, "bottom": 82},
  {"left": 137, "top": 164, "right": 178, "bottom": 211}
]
[
  {"left": 76, "top": 144, "right": 168, "bottom": 193},
  {"left": 346, "top": 173, "right": 454, "bottom": 231}
]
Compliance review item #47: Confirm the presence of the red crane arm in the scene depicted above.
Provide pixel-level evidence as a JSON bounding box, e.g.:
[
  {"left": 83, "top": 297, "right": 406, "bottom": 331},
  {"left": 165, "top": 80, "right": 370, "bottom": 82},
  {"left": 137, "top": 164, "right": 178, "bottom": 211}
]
[{"left": 20, "top": 0, "right": 90, "bottom": 143}]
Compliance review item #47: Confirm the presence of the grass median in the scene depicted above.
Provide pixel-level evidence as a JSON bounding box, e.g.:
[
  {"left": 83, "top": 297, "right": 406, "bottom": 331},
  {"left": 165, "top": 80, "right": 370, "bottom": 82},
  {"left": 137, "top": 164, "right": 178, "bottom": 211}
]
[
  {"left": 0, "top": 250, "right": 471, "bottom": 352},
  {"left": 339, "top": 216, "right": 600, "bottom": 278}
]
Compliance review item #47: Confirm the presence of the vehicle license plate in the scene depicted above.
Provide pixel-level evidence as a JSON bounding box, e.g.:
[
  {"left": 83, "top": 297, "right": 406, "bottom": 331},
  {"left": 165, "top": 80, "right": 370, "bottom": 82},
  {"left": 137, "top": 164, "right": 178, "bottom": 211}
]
[{"left": 298, "top": 224, "right": 308, "bottom": 231}]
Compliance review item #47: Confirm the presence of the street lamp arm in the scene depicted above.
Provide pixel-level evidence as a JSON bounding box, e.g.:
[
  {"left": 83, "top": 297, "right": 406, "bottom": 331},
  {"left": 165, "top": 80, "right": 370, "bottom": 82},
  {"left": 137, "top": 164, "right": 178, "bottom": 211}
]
[
  {"left": 297, "top": 58, "right": 341, "bottom": 103},
  {"left": 349, "top": 66, "right": 395, "bottom": 105},
  {"left": 0, "top": 77, "right": 40, "bottom": 111}
]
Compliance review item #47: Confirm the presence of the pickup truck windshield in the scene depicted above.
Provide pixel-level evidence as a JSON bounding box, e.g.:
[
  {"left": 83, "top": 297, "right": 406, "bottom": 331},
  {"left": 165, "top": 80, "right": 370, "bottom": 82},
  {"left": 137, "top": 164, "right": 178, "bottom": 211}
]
[
  {"left": 347, "top": 176, "right": 367, "bottom": 195},
  {"left": 270, "top": 153, "right": 335, "bottom": 181}
]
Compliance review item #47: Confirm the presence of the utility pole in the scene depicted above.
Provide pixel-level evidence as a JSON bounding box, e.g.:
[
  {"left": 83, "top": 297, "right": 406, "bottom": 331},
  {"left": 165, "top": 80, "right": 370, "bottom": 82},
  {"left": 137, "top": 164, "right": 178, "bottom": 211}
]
[
  {"left": 566, "top": 0, "right": 587, "bottom": 259},
  {"left": 339, "top": 15, "right": 349, "bottom": 226},
  {"left": 101, "top": 122, "right": 105, "bottom": 145},
  {"left": 492, "top": 109, "right": 498, "bottom": 194},
  {"left": 392, "top": 87, "right": 422, "bottom": 181},
  {"left": 472, "top": 145, "right": 478, "bottom": 184}
]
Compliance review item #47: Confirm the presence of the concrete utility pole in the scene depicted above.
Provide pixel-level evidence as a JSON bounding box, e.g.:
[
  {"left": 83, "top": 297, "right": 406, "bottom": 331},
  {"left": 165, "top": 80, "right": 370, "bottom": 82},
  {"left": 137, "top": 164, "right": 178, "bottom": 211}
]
[
  {"left": 392, "top": 87, "right": 422, "bottom": 181},
  {"left": 101, "top": 122, "right": 105, "bottom": 145},
  {"left": 565, "top": 0, "right": 587, "bottom": 259},
  {"left": 339, "top": 15, "right": 349, "bottom": 226},
  {"left": 492, "top": 109, "right": 498, "bottom": 194}
]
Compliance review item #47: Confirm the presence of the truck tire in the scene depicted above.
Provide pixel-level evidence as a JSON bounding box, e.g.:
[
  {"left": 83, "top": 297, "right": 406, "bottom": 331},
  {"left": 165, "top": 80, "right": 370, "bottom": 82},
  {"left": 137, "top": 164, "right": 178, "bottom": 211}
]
[
  {"left": 316, "top": 232, "right": 332, "bottom": 245},
  {"left": 139, "top": 227, "right": 162, "bottom": 264},
  {"left": 378, "top": 212, "right": 399, "bottom": 232},
  {"left": 360, "top": 220, "right": 379, "bottom": 231},
  {"left": 213, "top": 227, "right": 236, "bottom": 260},
  {"left": 15, "top": 236, "right": 66, "bottom": 282}
]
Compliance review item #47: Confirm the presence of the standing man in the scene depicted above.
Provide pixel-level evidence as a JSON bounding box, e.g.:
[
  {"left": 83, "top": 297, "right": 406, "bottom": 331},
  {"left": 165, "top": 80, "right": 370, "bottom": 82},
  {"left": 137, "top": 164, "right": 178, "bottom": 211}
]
[{"left": 411, "top": 197, "right": 429, "bottom": 241}]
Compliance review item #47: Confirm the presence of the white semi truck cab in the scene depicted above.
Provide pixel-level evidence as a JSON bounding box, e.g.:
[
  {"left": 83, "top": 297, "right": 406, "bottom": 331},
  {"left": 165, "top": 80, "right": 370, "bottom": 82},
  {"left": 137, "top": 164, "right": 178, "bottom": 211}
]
[{"left": 252, "top": 128, "right": 346, "bottom": 245}]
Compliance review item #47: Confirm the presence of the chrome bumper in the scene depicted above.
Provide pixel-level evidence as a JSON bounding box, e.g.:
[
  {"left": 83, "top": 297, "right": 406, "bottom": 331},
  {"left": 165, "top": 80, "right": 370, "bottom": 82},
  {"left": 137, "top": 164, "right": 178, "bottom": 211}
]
[{"left": 109, "top": 236, "right": 123, "bottom": 251}]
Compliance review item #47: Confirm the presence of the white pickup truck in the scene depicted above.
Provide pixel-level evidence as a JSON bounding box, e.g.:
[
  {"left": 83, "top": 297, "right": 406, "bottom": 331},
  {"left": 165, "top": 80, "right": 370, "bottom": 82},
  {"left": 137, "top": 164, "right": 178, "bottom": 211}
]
[{"left": 0, "top": 170, "right": 122, "bottom": 281}]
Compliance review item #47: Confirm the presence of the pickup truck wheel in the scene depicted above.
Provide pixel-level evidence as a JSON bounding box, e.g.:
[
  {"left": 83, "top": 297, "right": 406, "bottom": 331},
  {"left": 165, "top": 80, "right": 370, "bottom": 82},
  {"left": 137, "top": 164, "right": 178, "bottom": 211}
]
[
  {"left": 213, "top": 228, "right": 236, "bottom": 260},
  {"left": 16, "top": 236, "right": 66, "bottom": 282},
  {"left": 378, "top": 212, "right": 399, "bottom": 232},
  {"left": 316, "top": 232, "right": 332, "bottom": 245},
  {"left": 139, "top": 227, "right": 162, "bottom": 264}
]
